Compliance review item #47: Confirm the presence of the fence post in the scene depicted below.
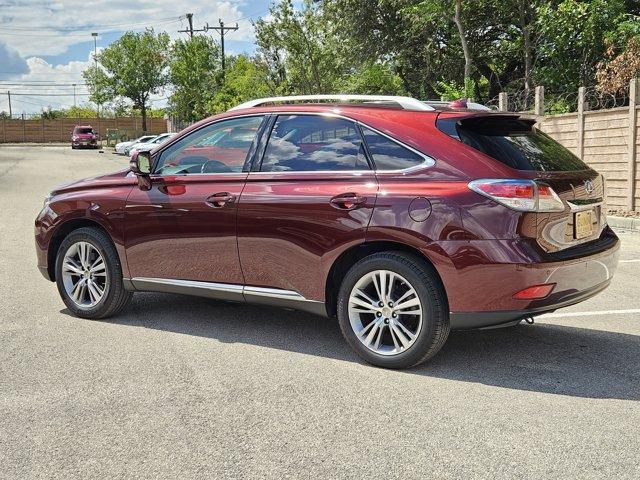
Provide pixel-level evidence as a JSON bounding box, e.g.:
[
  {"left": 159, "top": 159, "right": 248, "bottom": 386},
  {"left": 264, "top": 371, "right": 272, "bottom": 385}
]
[
  {"left": 41, "top": 116, "right": 45, "bottom": 143},
  {"left": 628, "top": 78, "right": 639, "bottom": 211},
  {"left": 498, "top": 92, "right": 508, "bottom": 112},
  {"left": 22, "top": 114, "right": 25, "bottom": 143},
  {"left": 534, "top": 86, "right": 544, "bottom": 116},
  {"left": 577, "top": 87, "right": 586, "bottom": 160},
  {"left": 2, "top": 116, "right": 5, "bottom": 143}
]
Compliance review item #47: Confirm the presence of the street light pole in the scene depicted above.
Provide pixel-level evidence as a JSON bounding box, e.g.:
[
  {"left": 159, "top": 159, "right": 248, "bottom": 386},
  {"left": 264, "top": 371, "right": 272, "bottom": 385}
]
[{"left": 91, "top": 32, "right": 99, "bottom": 115}]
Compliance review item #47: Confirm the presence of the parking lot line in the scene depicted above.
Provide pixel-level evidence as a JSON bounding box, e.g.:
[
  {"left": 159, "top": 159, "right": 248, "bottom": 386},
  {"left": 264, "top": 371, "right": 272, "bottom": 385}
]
[
  {"left": 619, "top": 259, "right": 640, "bottom": 263},
  {"left": 540, "top": 308, "right": 640, "bottom": 318}
]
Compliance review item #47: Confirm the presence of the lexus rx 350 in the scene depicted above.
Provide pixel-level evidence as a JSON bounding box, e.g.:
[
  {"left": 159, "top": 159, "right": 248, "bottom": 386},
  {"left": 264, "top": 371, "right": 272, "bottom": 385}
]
[{"left": 35, "top": 95, "right": 619, "bottom": 368}]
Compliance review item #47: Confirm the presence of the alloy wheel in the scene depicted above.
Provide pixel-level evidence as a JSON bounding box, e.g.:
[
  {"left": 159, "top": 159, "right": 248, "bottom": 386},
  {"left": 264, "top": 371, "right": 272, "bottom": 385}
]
[
  {"left": 347, "top": 269, "right": 423, "bottom": 356},
  {"left": 61, "top": 241, "right": 108, "bottom": 308}
]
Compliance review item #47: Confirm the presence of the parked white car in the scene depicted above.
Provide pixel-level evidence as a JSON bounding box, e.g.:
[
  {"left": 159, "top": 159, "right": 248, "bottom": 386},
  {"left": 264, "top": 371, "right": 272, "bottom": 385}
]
[
  {"left": 129, "top": 133, "right": 176, "bottom": 157},
  {"left": 114, "top": 135, "right": 156, "bottom": 155}
]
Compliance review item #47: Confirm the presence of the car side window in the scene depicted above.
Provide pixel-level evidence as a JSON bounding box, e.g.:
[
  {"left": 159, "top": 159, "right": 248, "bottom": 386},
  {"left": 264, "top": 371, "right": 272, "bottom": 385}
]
[
  {"left": 154, "top": 116, "right": 264, "bottom": 175},
  {"left": 260, "top": 115, "right": 370, "bottom": 172},
  {"left": 361, "top": 127, "right": 426, "bottom": 170}
]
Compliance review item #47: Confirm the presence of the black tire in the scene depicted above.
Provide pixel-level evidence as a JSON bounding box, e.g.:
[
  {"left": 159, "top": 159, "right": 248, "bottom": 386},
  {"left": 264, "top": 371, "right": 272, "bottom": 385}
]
[
  {"left": 337, "top": 252, "right": 450, "bottom": 369},
  {"left": 55, "top": 227, "right": 132, "bottom": 319}
]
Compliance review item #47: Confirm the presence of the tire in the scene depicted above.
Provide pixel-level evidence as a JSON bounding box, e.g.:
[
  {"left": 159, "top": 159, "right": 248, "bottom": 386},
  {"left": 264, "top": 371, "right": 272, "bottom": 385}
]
[
  {"left": 55, "top": 227, "right": 132, "bottom": 319},
  {"left": 337, "top": 252, "right": 450, "bottom": 369}
]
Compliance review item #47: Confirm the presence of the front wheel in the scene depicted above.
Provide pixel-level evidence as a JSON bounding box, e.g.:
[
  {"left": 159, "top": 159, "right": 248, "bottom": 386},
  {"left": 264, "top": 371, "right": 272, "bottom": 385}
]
[
  {"left": 55, "top": 227, "right": 132, "bottom": 319},
  {"left": 337, "top": 252, "right": 450, "bottom": 369}
]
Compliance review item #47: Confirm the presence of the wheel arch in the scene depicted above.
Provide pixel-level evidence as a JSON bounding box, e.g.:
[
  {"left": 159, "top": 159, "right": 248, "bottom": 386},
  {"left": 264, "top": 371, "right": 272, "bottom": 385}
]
[
  {"left": 325, "top": 241, "right": 449, "bottom": 317},
  {"left": 47, "top": 218, "right": 112, "bottom": 281}
]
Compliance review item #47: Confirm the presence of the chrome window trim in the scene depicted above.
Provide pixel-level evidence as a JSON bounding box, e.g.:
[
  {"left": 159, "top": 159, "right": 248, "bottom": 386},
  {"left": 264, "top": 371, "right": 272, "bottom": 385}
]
[
  {"left": 249, "top": 111, "right": 436, "bottom": 175},
  {"left": 151, "top": 113, "right": 267, "bottom": 177},
  {"left": 150, "top": 111, "right": 435, "bottom": 177}
]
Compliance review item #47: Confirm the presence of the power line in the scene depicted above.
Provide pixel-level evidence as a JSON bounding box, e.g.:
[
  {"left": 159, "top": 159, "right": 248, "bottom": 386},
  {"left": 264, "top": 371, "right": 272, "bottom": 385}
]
[
  {"left": 0, "top": 18, "right": 181, "bottom": 37},
  {"left": 0, "top": 16, "right": 181, "bottom": 33}
]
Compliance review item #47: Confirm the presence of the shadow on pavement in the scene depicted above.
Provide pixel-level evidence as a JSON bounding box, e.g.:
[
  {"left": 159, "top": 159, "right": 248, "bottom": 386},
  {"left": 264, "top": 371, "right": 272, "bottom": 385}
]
[{"left": 64, "top": 292, "right": 640, "bottom": 401}]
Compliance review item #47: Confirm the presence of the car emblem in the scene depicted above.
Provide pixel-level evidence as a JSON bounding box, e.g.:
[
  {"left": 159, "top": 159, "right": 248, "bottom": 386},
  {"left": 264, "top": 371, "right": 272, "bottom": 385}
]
[{"left": 584, "top": 180, "right": 594, "bottom": 195}]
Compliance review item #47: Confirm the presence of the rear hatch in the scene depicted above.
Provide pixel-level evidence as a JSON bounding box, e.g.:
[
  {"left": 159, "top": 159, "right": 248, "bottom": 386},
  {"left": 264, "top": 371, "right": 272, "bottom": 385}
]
[{"left": 437, "top": 113, "right": 606, "bottom": 253}]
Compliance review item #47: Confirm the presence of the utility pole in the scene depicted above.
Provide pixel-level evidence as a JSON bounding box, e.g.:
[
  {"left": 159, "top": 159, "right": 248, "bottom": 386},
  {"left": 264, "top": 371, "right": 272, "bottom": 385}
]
[
  {"left": 72, "top": 84, "right": 76, "bottom": 107},
  {"left": 207, "top": 19, "right": 238, "bottom": 76},
  {"left": 7, "top": 91, "right": 11, "bottom": 117},
  {"left": 178, "top": 13, "right": 207, "bottom": 38}
]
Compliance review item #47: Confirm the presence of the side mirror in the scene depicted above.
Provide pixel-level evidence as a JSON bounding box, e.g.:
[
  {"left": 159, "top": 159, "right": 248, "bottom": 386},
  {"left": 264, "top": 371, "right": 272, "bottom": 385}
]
[{"left": 130, "top": 151, "right": 152, "bottom": 190}]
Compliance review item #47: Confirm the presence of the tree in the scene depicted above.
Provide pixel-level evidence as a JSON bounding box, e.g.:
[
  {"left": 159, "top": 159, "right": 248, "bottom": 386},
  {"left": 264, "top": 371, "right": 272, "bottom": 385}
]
[
  {"left": 169, "top": 36, "right": 221, "bottom": 122},
  {"left": 337, "top": 63, "right": 405, "bottom": 95},
  {"left": 207, "top": 55, "right": 276, "bottom": 113},
  {"left": 255, "top": 0, "right": 343, "bottom": 94},
  {"left": 83, "top": 29, "right": 170, "bottom": 130},
  {"left": 536, "top": 0, "right": 630, "bottom": 92}
]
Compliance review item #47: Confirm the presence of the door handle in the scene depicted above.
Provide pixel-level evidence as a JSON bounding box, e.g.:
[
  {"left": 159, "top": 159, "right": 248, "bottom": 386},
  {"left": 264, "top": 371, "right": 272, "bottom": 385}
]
[
  {"left": 206, "top": 192, "right": 236, "bottom": 208},
  {"left": 330, "top": 193, "right": 367, "bottom": 210}
]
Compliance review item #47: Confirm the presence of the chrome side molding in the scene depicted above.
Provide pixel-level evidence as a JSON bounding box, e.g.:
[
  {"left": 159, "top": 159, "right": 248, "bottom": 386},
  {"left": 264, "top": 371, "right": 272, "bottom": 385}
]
[{"left": 127, "top": 277, "right": 327, "bottom": 316}]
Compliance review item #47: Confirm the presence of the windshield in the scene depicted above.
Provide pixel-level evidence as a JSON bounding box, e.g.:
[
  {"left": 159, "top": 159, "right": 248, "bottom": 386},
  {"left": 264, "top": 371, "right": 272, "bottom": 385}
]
[
  {"left": 74, "top": 127, "right": 93, "bottom": 134},
  {"left": 438, "top": 116, "right": 591, "bottom": 172}
]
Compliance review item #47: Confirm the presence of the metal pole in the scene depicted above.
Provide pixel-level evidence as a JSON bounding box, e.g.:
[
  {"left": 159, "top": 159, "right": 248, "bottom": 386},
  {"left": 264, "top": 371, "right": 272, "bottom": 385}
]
[
  {"left": 72, "top": 84, "right": 76, "bottom": 107},
  {"left": 92, "top": 33, "right": 99, "bottom": 116},
  {"left": 220, "top": 20, "right": 225, "bottom": 74},
  {"left": 7, "top": 91, "right": 11, "bottom": 117}
]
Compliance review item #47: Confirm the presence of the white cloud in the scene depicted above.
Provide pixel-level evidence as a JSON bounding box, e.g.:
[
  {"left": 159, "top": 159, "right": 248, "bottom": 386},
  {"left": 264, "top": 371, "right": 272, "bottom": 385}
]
[
  {"left": 0, "top": 0, "right": 271, "bottom": 113},
  {"left": 0, "top": 0, "right": 262, "bottom": 57}
]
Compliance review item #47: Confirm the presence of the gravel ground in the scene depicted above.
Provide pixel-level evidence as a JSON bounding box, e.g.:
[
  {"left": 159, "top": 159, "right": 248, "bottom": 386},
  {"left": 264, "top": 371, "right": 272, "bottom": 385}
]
[{"left": 1, "top": 146, "right": 639, "bottom": 479}]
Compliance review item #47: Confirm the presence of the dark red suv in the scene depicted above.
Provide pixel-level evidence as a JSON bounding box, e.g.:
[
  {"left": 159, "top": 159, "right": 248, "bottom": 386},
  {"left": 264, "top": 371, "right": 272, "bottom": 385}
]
[
  {"left": 71, "top": 125, "right": 98, "bottom": 149},
  {"left": 35, "top": 95, "right": 619, "bottom": 368}
]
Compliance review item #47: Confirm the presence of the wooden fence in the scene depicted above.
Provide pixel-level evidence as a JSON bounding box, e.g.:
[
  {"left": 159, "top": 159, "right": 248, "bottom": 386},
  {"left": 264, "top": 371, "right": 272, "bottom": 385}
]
[
  {"left": 0, "top": 116, "right": 167, "bottom": 143},
  {"left": 500, "top": 80, "right": 640, "bottom": 212}
]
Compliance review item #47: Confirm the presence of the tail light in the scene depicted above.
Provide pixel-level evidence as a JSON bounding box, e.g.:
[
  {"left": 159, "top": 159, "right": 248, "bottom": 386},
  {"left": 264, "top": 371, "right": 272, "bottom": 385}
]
[{"left": 468, "top": 179, "right": 564, "bottom": 212}]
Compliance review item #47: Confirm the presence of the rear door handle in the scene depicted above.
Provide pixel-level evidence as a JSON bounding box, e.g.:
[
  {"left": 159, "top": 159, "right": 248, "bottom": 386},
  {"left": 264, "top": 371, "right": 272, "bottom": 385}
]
[
  {"left": 330, "top": 193, "right": 367, "bottom": 210},
  {"left": 206, "top": 192, "right": 236, "bottom": 208}
]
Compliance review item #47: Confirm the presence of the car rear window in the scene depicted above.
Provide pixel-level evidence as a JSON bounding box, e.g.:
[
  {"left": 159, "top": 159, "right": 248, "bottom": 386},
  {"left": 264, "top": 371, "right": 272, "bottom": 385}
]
[
  {"left": 74, "top": 127, "right": 93, "bottom": 134},
  {"left": 437, "top": 116, "right": 590, "bottom": 172}
]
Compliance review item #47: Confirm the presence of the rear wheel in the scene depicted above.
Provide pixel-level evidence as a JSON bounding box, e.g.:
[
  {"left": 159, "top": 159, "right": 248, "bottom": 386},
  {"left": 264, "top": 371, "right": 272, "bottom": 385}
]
[
  {"left": 55, "top": 227, "right": 132, "bottom": 319},
  {"left": 337, "top": 252, "right": 449, "bottom": 369}
]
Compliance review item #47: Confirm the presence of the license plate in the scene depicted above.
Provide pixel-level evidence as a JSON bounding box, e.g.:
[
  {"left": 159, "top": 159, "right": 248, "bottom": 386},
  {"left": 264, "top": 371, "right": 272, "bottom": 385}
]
[{"left": 574, "top": 210, "right": 594, "bottom": 239}]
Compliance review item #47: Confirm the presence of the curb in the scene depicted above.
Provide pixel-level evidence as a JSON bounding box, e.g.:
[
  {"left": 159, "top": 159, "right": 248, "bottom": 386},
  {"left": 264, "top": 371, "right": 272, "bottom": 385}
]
[{"left": 608, "top": 215, "right": 640, "bottom": 231}]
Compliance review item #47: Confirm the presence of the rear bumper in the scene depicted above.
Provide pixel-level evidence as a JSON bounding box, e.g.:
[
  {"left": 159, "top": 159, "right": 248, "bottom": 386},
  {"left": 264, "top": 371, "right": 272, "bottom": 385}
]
[
  {"left": 434, "top": 229, "right": 620, "bottom": 329},
  {"left": 450, "top": 280, "right": 611, "bottom": 329}
]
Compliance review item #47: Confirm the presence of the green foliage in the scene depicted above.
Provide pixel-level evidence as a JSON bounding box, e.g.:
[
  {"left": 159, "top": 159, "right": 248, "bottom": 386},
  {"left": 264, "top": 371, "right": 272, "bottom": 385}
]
[
  {"left": 337, "top": 63, "right": 405, "bottom": 95},
  {"left": 434, "top": 77, "right": 480, "bottom": 100},
  {"left": 255, "top": 0, "right": 344, "bottom": 94},
  {"left": 78, "top": 0, "right": 640, "bottom": 122},
  {"left": 169, "top": 36, "right": 221, "bottom": 122},
  {"left": 83, "top": 29, "right": 170, "bottom": 129},
  {"left": 536, "top": 0, "right": 630, "bottom": 91},
  {"left": 207, "top": 55, "right": 275, "bottom": 113}
]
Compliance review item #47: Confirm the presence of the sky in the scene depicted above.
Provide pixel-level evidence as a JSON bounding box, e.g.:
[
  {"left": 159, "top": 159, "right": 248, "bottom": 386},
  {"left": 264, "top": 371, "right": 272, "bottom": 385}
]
[{"left": 0, "top": 0, "right": 277, "bottom": 115}]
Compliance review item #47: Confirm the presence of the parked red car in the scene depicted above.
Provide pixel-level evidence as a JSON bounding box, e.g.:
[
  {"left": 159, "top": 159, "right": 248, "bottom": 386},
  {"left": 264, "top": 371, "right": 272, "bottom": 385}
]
[
  {"left": 35, "top": 95, "right": 619, "bottom": 368},
  {"left": 71, "top": 125, "right": 98, "bottom": 149}
]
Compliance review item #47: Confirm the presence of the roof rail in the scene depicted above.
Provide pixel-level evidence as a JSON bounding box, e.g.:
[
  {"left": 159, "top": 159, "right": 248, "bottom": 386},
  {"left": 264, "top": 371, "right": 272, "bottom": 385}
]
[
  {"left": 423, "top": 99, "right": 492, "bottom": 111},
  {"left": 229, "top": 94, "right": 435, "bottom": 111}
]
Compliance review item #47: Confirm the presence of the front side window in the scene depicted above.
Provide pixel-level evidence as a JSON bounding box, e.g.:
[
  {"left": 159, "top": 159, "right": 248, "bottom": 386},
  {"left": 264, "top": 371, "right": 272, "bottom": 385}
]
[
  {"left": 154, "top": 116, "right": 264, "bottom": 175},
  {"left": 361, "top": 127, "right": 426, "bottom": 170},
  {"left": 260, "top": 115, "right": 370, "bottom": 172}
]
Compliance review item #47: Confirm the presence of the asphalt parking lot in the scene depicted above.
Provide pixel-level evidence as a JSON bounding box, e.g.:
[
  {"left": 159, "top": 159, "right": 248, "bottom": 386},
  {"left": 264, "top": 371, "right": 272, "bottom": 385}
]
[{"left": 1, "top": 145, "right": 639, "bottom": 479}]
